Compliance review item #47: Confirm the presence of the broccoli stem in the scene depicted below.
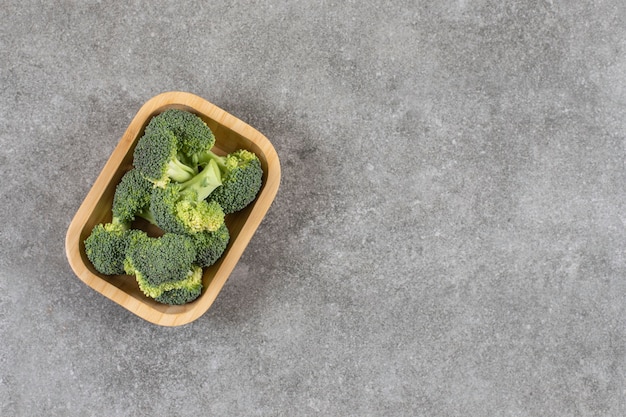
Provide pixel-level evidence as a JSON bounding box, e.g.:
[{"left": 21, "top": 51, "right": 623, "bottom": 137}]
[
  {"left": 166, "top": 157, "right": 197, "bottom": 183},
  {"left": 179, "top": 159, "right": 222, "bottom": 201},
  {"left": 136, "top": 207, "right": 158, "bottom": 226},
  {"left": 196, "top": 150, "right": 227, "bottom": 170}
]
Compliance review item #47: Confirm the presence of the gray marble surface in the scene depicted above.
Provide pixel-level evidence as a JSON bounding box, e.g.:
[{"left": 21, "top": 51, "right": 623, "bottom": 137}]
[{"left": 1, "top": 1, "right": 625, "bottom": 415}]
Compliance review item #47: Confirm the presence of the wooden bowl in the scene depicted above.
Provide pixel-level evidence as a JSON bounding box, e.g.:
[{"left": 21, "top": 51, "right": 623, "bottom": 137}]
[{"left": 65, "top": 92, "right": 281, "bottom": 326}]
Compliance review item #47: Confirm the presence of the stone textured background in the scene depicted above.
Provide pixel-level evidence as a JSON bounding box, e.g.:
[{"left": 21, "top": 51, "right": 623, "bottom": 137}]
[{"left": 1, "top": 1, "right": 625, "bottom": 415}]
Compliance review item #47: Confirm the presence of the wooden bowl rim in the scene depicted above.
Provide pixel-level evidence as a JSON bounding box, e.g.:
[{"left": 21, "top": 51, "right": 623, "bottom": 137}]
[{"left": 65, "top": 91, "right": 281, "bottom": 326}]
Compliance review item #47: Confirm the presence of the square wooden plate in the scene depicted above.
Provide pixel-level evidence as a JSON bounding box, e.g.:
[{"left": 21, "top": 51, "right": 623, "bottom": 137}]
[{"left": 65, "top": 91, "right": 281, "bottom": 326}]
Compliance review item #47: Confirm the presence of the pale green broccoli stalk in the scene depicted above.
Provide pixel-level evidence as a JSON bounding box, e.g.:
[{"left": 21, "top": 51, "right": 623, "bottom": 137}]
[
  {"left": 179, "top": 159, "right": 222, "bottom": 200},
  {"left": 150, "top": 161, "right": 225, "bottom": 234}
]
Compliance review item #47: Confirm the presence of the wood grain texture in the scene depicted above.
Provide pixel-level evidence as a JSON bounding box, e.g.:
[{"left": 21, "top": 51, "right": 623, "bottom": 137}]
[{"left": 65, "top": 92, "right": 281, "bottom": 326}]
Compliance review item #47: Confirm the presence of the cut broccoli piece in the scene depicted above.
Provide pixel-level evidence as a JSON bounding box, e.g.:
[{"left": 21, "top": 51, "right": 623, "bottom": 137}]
[
  {"left": 145, "top": 109, "right": 215, "bottom": 158},
  {"left": 123, "top": 232, "right": 198, "bottom": 299},
  {"left": 153, "top": 266, "right": 203, "bottom": 305},
  {"left": 84, "top": 169, "right": 155, "bottom": 275},
  {"left": 133, "top": 127, "right": 196, "bottom": 188},
  {"left": 84, "top": 222, "right": 138, "bottom": 275},
  {"left": 112, "top": 169, "right": 155, "bottom": 224},
  {"left": 195, "top": 149, "right": 263, "bottom": 214},
  {"left": 150, "top": 162, "right": 225, "bottom": 234},
  {"left": 179, "top": 159, "right": 222, "bottom": 200},
  {"left": 189, "top": 223, "right": 230, "bottom": 267}
]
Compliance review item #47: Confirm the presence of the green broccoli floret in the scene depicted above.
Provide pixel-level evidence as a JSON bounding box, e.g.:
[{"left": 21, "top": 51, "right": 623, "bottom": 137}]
[
  {"left": 123, "top": 232, "right": 201, "bottom": 302},
  {"left": 196, "top": 149, "right": 263, "bottom": 214},
  {"left": 84, "top": 168, "right": 155, "bottom": 275},
  {"left": 112, "top": 169, "right": 155, "bottom": 224},
  {"left": 145, "top": 109, "right": 215, "bottom": 158},
  {"left": 84, "top": 109, "right": 259, "bottom": 306},
  {"left": 189, "top": 223, "right": 230, "bottom": 267},
  {"left": 133, "top": 127, "right": 197, "bottom": 188},
  {"left": 153, "top": 267, "right": 203, "bottom": 305},
  {"left": 150, "top": 161, "right": 225, "bottom": 234},
  {"left": 84, "top": 222, "right": 138, "bottom": 275}
]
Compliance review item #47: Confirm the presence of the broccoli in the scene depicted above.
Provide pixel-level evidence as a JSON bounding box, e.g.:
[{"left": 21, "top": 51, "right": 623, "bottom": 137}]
[
  {"left": 150, "top": 160, "right": 225, "bottom": 234},
  {"left": 178, "top": 158, "right": 223, "bottom": 200},
  {"left": 85, "top": 172, "right": 143, "bottom": 275},
  {"left": 123, "top": 232, "right": 202, "bottom": 304},
  {"left": 82, "top": 108, "right": 265, "bottom": 306},
  {"left": 145, "top": 109, "right": 215, "bottom": 158},
  {"left": 84, "top": 222, "right": 139, "bottom": 275},
  {"left": 84, "top": 168, "right": 153, "bottom": 275},
  {"left": 189, "top": 223, "right": 230, "bottom": 267},
  {"left": 133, "top": 109, "right": 262, "bottom": 213},
  {"left": 196, "top": 149, "right": 264, "bottom": 214},
  {"left": 112, "top": 169, "right": 155, "bottom": 224},
  {"left": 133, "top": 127, "right": 197, "bottom": 188},
  {"left": 133, "top": 109, "right": 215, "bottom": 188},
  {"left": 153, "top": 267, "right": 203, "bottom": 305}
]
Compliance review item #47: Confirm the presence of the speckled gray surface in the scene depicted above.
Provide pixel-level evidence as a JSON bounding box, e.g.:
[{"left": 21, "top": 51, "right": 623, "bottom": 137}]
[{"left": 1, "top": 1, "right": 626, "bottom": 415}]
